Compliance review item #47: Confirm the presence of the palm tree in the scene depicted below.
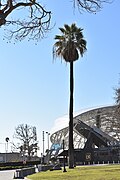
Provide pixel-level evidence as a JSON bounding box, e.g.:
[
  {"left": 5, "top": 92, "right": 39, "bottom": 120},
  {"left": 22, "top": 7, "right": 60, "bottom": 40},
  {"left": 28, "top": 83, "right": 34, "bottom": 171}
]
[{"left": 53, "top": 23, "right": 87, "bottom": 168}]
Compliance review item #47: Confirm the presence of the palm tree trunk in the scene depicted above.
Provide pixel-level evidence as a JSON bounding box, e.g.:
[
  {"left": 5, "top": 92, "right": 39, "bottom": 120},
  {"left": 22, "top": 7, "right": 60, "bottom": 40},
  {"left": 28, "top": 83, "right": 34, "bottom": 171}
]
[{"left": 68, "top": 61, "right": 74, "bottom": 168}]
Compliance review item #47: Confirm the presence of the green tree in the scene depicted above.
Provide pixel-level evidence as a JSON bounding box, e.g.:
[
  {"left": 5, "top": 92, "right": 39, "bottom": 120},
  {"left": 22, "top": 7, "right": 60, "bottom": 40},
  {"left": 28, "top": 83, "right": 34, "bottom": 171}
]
[{"left": 53, "top": 23, "right": 87, "bottom": 168}]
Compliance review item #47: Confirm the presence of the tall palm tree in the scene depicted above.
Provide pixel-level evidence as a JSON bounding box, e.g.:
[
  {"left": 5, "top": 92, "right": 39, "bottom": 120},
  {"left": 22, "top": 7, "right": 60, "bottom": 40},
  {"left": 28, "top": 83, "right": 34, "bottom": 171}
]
[{"left": 53, "top": 23, "right": 87, "bottom": 168}]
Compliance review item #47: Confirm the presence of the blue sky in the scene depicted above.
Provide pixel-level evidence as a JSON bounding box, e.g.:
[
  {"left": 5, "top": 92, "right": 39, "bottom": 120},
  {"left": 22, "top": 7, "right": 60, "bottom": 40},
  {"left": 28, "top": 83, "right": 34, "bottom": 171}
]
[{"left": 0, "top": 0, "right": 120, "bottom": 154}]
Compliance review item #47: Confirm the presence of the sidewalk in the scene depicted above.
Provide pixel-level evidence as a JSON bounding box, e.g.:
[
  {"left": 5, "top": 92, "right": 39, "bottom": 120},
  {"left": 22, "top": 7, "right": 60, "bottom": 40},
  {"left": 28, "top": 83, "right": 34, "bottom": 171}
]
[{"left": 0, "top": 170, "right": 31, "bottom": 180}]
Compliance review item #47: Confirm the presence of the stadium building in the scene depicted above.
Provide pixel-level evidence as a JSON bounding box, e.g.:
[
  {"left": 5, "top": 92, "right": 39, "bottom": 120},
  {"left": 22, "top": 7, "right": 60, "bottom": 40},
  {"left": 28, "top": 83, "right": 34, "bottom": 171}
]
[{"left": 49, "top": 105, "right": 120, "bottom": 164}]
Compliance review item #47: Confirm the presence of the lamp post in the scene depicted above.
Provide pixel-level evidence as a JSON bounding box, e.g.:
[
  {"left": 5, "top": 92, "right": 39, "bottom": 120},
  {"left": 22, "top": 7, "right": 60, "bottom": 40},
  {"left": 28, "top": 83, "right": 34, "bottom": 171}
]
[
  {"left": 5, "top": 137, "right": 9, "bottom": 162},
  {"left": 46, "top": 132, "right": 50, "bottom": 150},
  {"left": 5, "top": 137, "right": 9, "bottom": 152},
  {"left": 42, "top": 131, "right": 45, "bottom": 155},
  {"left": 42, "top": 131, "right": 45, "bottom": 164},
  {"left": 63, "top": 139, "right": 67, "bottom": 172}
]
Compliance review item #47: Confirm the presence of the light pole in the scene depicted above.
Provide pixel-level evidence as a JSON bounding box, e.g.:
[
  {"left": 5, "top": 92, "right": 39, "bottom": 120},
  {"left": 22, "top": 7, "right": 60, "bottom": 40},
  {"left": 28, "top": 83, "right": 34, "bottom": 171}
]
[
  {"left": 46, "top": 132, "right": 50, "bottom": 150},
  {"left": 5, "top": 137, "right": 9, "bottom": 162},
  {"left": 63, "top": 139, "right": 67, "bottom": 172},
  {"left": 5, "top": 137, "right": 9, "bottom": 152},
  {"left": 42, "top": 131, "right": 45, "bottom": 164},
  {"left": 42, "top": 131, "right": 45, "bottom": 155}
]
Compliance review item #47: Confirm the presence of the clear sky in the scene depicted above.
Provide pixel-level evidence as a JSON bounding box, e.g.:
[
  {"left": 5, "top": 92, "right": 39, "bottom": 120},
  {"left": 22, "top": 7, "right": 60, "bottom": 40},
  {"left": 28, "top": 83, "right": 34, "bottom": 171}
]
[{"left": 0, "top": 0, "right": 120, "bottom": 155}]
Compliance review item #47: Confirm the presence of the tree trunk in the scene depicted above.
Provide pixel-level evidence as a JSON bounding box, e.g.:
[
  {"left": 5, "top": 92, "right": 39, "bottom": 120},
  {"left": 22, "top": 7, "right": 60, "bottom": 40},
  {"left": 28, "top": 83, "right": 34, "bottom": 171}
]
[{"left": 68, "top": 61, "right": 74, "bottom": 168}]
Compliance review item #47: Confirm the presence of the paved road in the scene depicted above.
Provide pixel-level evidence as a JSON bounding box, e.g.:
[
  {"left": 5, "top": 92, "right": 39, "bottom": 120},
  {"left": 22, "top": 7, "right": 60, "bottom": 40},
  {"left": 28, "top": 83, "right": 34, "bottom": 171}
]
[{"left": 0, "top": 170, "right": 29, "bottom": 180}]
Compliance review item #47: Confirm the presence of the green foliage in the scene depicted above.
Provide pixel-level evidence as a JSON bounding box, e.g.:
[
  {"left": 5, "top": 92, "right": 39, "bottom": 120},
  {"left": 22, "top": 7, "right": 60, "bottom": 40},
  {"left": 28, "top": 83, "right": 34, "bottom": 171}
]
[
  {"left": 0, "top": 165, "right": 27, "bottom": 170},
  {"left": 53, "top": 23, "right": 87, "bottom": 62},
  {"left": 28, "top": 165, "right": 120, "bottom": 180}
]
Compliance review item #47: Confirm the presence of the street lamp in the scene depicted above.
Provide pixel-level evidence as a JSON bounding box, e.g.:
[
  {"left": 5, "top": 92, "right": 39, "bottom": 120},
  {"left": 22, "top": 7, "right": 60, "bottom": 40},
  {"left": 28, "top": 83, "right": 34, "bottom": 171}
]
[
  {"left": 42, "top": 131, "right": 45, "bottom": 155},
  {"left": 5, "top": 137, "right": 9, "bottom": 162},
  {"left": 63, "top": 139, "right": 67, "bottom": 172},
  {"left": 5, "top": 137, "right": 9, "bottom": 152},
  {"left": 46, "top": 132, "right": 50, "bottom": 150}
]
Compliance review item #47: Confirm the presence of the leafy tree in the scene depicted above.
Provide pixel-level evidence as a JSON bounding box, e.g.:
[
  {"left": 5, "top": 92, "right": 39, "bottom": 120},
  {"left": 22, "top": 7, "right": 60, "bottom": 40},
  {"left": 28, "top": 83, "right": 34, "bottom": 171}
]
[
  {"left": 53, "top": 23, "right": 87, "bottom": 168},
  {"left": 0, "top": 0, "right": 112, "bottom": 41},
  {"left": 13, "top": 124, "right": 38, "bottom": 160}
]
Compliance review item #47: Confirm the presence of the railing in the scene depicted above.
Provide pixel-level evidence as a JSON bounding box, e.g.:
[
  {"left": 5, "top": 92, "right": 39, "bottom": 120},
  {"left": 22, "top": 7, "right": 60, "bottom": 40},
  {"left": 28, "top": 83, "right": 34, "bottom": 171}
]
[{"left": 75, "top": 160, "right": 120, "bottom": 166}]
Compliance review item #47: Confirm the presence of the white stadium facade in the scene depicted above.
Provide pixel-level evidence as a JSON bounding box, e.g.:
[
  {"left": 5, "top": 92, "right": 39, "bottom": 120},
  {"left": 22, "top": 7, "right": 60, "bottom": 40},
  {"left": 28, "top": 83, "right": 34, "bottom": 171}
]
[{"left": 49, "top": 105, "right": 120, "bottom": 164}]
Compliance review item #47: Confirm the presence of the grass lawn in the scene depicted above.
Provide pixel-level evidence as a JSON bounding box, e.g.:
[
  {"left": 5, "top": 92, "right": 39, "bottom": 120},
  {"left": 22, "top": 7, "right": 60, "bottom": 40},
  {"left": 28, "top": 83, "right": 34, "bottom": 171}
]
[{"left": 27, "top": 164, "right": 120, "bottom": 180}]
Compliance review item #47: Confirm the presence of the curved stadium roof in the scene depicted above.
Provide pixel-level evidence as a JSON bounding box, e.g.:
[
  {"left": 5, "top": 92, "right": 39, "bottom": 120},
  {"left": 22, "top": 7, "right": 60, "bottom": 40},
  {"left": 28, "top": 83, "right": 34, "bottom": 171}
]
[{"left": 50, "top": 105, "right": 119, "bottom": 151}]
